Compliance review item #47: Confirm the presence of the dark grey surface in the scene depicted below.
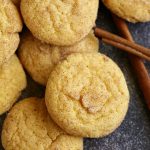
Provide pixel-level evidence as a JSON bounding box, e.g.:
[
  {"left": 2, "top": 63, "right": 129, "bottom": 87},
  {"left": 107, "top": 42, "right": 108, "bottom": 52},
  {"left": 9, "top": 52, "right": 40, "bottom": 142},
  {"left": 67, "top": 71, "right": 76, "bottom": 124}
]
[{"left": 0, "top": 4, "right": 150, "bottom": 150}]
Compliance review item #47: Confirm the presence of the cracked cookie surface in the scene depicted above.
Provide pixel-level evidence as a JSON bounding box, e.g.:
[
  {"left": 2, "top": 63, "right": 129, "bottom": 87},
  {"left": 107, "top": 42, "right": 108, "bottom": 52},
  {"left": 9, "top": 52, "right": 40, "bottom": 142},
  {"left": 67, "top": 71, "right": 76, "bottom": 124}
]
[
  {"left": 2, "top": 97, "right": 83, "bottom": 150},
  {"left": 102, "top": 0, "right": 150, "bottom": 23},
  {"left": 21, "top": 0, "right": 99, "bottom": 46},
  {"left": 0, "top": 55, "right": 26, "bottom": 115},
  {"left": 18, "top": 30, "right": 99, "bottom": 85},
  {"left": 0, "top": 0, "right": 23, "bottom": 66},
  {"left": 45, "top": 53, "right": 130, "bottom": 137}
]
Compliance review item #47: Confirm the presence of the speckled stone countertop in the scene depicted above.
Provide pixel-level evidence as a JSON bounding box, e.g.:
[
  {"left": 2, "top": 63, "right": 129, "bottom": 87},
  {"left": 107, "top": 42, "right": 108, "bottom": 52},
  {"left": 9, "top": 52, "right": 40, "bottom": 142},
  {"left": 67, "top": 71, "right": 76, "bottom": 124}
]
[{"left": 0, "top": 3, "right": 150, "bottom": 150}]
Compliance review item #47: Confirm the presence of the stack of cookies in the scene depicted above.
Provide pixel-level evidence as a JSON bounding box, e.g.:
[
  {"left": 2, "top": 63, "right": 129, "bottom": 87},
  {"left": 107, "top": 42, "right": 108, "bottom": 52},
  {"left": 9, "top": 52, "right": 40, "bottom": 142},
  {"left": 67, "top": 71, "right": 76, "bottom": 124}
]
[
  {"left": 0, "top": 0, "right": 26, "bottom": 116},
  {"left": 3, "top": 0, "right": 149, "bottom": 149}
]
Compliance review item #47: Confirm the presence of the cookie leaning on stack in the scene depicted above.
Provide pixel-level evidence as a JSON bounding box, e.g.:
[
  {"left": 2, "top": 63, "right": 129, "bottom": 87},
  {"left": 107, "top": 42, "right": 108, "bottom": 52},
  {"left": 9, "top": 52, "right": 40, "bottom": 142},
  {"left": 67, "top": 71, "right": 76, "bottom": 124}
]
[
  {"left": 18, "top": 30, "right": 99, "bottom": 85},
  {"left": 45, "top": 53, "right": 129, "bottom": 138},
  {"left": 2, "top": 97, "right": 83, "bottom": 150},
  {"left": 0, "top": 0, "right": 22, "bottom": 66},
  {"left": 20, "top": 0, "right": 99, "bottom": 46}
]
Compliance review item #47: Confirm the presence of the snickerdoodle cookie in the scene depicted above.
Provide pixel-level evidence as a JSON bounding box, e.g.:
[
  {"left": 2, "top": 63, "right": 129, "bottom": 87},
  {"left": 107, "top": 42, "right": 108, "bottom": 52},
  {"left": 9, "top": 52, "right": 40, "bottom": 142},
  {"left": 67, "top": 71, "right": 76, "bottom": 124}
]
[
  {"left": 102, "top": 0, "right": 150, "bottom": 23},
  {"left": 21, "top": 0, "right": 99, "bottom": 46},
  {"left": 2, "top": 97, "right": 83, "bottom": 150},
  {"left": 0, "top": 55, "right": 26, "bottom": 115},
  {"left": 0, "top": 0, "right": 22, "bottom": 66},
  {"left": 18, "top": 31, "right": 99, "bottom": 85},
  {"left": 45, "top": 53, "right": 129, "bottom": 138}
]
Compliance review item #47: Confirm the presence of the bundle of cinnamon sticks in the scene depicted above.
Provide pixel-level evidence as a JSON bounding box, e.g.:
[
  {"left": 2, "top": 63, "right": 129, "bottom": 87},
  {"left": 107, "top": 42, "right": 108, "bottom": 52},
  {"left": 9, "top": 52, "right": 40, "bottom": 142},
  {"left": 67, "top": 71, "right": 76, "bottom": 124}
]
[{"left": 95, "top": 27, "right": 150, "bottom": 61}]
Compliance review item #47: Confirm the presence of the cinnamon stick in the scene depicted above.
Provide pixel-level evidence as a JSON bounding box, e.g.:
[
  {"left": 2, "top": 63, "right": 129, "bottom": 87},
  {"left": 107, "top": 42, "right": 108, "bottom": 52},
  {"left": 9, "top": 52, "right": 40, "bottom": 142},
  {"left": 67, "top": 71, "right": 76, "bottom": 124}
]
[
  {"left": 102, "top": 38, "right": 150, "bottom": 61},
  {"left": 95, "top": 27, "right": 150, "bottom": 57},
  {"left": 112, "top": 15, "right": 150, "bottom": 110}
]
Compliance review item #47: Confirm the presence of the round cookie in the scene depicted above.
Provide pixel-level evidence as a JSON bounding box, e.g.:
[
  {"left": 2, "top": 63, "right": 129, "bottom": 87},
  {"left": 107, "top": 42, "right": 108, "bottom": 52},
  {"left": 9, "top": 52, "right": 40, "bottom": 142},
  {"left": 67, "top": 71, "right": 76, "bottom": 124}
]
[
  {"left": 0, "top": 0, "right": 22, "bottom": 33},
  {"left": 2, "top": 97, "right": 83, "bottom": 150},
  {"left": 45, "top": 53, "right": 130, "bottom": 138},
  {"left": 102, "top": 0, "right": 150, "bottom": 23},
  {"left": 0, "top": 0, "right": 23, "bottom": 66},
  {"left": 21, "top": 0, "right": 99, "bottom": 46},
  {"left": 0, "top": 55, "right": 26, "bottom": 115},
  {"left": 18, "top": 31, "right": 99, "bottom": 85}
]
